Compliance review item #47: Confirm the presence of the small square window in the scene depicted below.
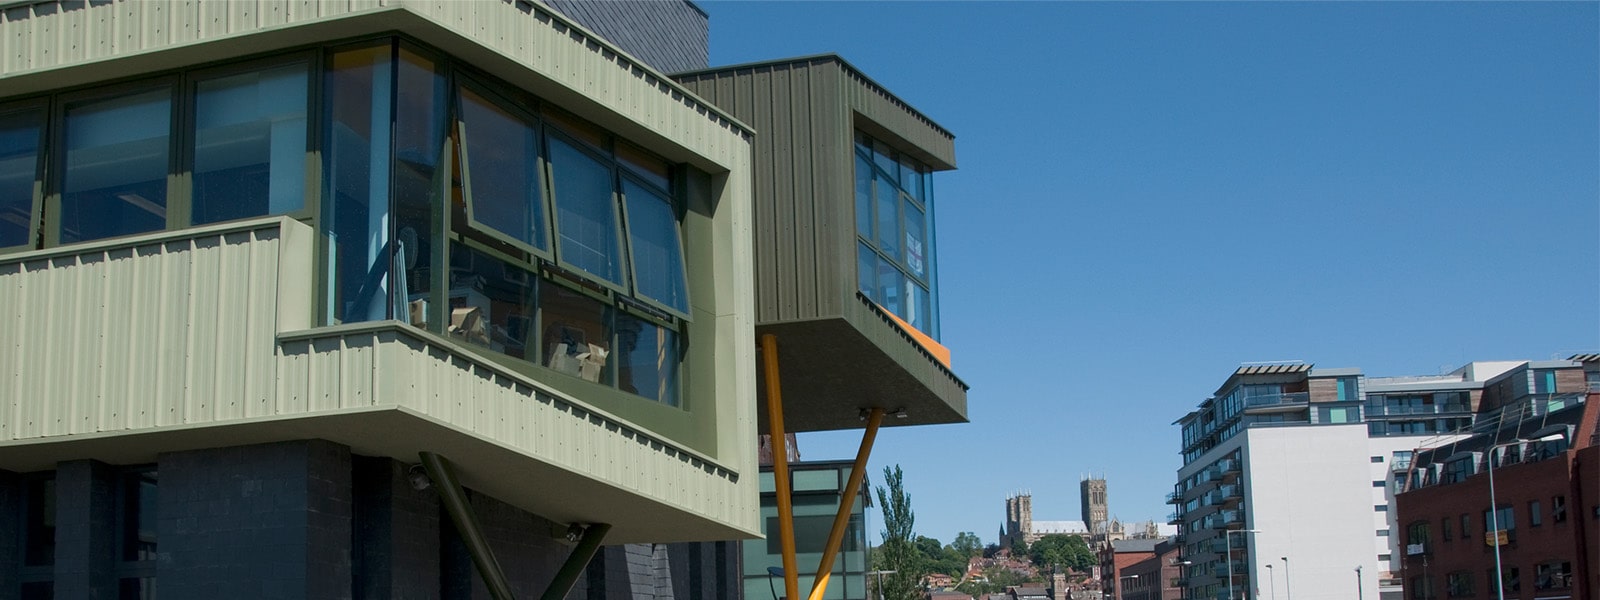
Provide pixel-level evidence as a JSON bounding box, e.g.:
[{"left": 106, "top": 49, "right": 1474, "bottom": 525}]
[
  {"left": 1376, "top": 505, "right": 1389, "bottom": 512},
  {"left": 1373, "top": 480, "right": 1386, "bottom": 487},
  {"left": 1371, "top": 456, "right": 1385, "bottom": 463},
  {"left": 1378, "top": 529, "right": 1390, "bottom": 536}
]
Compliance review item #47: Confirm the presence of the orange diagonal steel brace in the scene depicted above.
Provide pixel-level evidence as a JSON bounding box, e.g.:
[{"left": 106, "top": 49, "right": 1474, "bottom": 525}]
[
  {"left": 761, "top": 334, "right": 800, "bottom": 600},
  {"left": 807, "top": 407, "right": 885, "bottom": 600}
]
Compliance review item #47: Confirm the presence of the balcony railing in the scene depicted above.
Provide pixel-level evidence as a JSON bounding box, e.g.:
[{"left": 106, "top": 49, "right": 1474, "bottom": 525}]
[
  {"left": 1218, "top": 484, "right": 1241, "bottom": 500},
  {"left": 1167, "top": 491, "right": 1184, "bottom": 504},
  {"left": 1244, "top": 392, "right": 1310, "bottom": 408},
  {"left": 1364, "top": 403, "right": 1472, "bottom": 417}
]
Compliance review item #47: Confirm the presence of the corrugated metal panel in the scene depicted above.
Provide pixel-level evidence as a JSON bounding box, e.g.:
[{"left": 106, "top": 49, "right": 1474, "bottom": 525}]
[
  {"left": 351, "top": 328, "right": 749, "bottom": 526},
  {"left": 0, "top": 0, "right": 751, "bottom": 173},
  {"left": 675, "top": 59, "right": 850, "bottom": 326},
  {"left": 0, "top": 219, "right": 756, "bottom": 539},
  {"left": 0, "top": 220, "right": 296, "bottom": 440},
  {"left": 0, "top": 0, "right": 390, "bottom": 75},
  {"left": 839, "top": 64, "right": 957, "bottom": 170}
]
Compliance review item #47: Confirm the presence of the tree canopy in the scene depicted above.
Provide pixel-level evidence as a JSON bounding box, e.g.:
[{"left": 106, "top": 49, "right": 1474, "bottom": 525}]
[{"left": 1028, "top": 534, "right": 1095, "bottom": 572}]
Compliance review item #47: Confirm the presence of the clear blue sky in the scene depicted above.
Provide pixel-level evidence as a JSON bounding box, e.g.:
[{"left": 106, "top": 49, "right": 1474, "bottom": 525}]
[{"left": 700, "top": 1, "right": 1600, "bottom": 546}]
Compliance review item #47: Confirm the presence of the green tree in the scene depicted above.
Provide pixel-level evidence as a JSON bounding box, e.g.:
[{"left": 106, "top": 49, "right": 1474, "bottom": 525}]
[
  {"left": 1028, "top": 534, "right": 1095, "bottom": 572},
  {"left": 951, "top": 531, "right": 982, "bottom": 559},
  {"left": 873, "top": 465, "right": 921, "bottom": 600}
]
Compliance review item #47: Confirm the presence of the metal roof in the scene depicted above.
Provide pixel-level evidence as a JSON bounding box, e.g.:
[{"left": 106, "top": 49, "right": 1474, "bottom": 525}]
[{"left": 1234, "top": 363, "right": 1313, "bottom": 376}]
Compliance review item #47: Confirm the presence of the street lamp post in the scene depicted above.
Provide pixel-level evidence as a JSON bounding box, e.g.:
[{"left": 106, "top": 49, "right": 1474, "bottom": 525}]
[
  {"left": 1265, "top": 564, "right": 1276, "bottom": 600},
  {"left": 1485, "top": 434, "right": 1559, "bottom": 600},
  {"left": 1225, "top": 529, "right": 1262, "bottom": 600},
  {"left": 865, "top": 570, "right": 895, "bottom": 600},
  {"left": 1281, "top": 557, "right": 1291, "bottom": 600},
  {"left": 1355, "top": 566, "right": 1363, "bottom": 600}
]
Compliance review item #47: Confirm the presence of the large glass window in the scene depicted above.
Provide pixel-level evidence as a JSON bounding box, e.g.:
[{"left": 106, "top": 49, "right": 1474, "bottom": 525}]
[
  {"left": 446, "top": 243, "right": 539, "bottom": 362},
  {"left": 0, "top": 107, "right": 42, "bottom": 249},
  {"left": 616, "top": 310, "right": 680, "bottom": 406},
  {"left": 457, "top": 84, "right": 546, "bottom": 253},
  {"left": 191, "top": 62, "right": 309, "bottom": 225},
  {"left": 541, "top": 282, "right": 613, "bottom": 384},
  {"left": 548, "top": 134, "right": 625, "bottom": 288},
  {"left": 854, "top": 130, "right": 938, "bottom": 337},
  {"left": 324, "top": 44, "right": 394, "bottom": 323},
  {"left": 115, "top": 468, "right": 157, "bottom": 599},
  {"left": 622, "top": 177, "right": 688, "bottom": 316},
  {"left": 60, "top": 87, "right": 172, "bottom": 244}
]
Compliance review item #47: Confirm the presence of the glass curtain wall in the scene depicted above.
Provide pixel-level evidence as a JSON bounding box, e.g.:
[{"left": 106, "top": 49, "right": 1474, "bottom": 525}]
[{"left": 853, "top": 131, "right": 938, "bottom": 338}]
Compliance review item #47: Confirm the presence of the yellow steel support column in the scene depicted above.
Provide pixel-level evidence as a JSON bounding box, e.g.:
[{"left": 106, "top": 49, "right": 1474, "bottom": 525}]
[
  {"left": 807, "top": 407, "right": 885, "bottom": 600},
  {"left": 761, "top": 334, "right": 800, "bottom": 600}
]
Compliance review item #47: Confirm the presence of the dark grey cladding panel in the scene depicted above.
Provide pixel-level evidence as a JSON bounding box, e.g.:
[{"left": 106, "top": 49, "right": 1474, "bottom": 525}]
[{"left": 539, "top": 0, "right": 709, "bottom": 73}]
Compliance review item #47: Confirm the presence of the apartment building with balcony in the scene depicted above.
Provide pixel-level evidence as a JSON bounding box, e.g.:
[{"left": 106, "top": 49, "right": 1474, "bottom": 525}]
[
  {"left": 1169, "top": 362, "right": 1509, "bottom": 600},
  {"left": 1394, "top": 357, "right": 1595, "bottom": 600}
]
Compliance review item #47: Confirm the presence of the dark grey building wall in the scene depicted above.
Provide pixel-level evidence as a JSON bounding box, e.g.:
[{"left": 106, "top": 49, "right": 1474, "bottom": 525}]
[
  {"left": 54, "top": 460, "right": 116, "bottom": 599},
  {"left": 353, "top": 456, "right": 441, "bottom": 600},
  {"left": 674, "top": 58, "right": 854, "bottom": 326},
  {"left": 10, "top": 442, "right": 736, "bottom": 600},
  {"left": 157, "top": 440, "right": 354, "bottom": 600},
  {"left": 540, "top": 0, "right": 709, "bottom": 73},
  {"left": 0, "top": 470, "right": 19, "bottom": 600}
]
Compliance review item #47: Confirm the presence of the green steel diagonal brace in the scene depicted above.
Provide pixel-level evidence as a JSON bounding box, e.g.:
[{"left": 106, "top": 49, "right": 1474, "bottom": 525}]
[
  {"left": 420, "top": 452, "right": 519, "bottom": 600},
  {"left": 540, "top": 523, "right": 612, "bottom": 600}
]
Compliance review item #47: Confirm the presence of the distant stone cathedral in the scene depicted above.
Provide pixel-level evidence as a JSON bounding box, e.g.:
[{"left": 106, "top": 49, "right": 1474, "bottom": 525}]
[{"left": 1080, "top": 475, "right": 1108, "bottom": 535}]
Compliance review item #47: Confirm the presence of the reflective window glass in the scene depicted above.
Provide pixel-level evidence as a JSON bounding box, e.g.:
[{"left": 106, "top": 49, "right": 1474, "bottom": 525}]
[
  {"left": 855, "top": 154, "right": 872, "bottom": 239},
  {"left": 120, "top": 470, "right": 157, "bottom": 561},
  {"left": 548, "top": 135, "right": 624, "bottom": 286},
  {"left": 458, "top": 86, "right": 545, "bottom": 251},
  {"left": 61, "top": 88, "right": 171, "bottom": 243},
  {"left": 540, "top": 283, "right": 612, "bottom": 384},
  {"left": 0, "top": 108, "right": 41, "bottom": 248},
  {"left": 617, "top": 311, "right": 679, "bottom": 406},
  {"left": 904, "top": 198, "right": 926, "bottom": 278},
  {"left": 623, "top": 179, "right": 688, "bottom": 314},
  {"left": 394, "top": 46, "right": 447, "bottom": 331},
  {"left": 877, "top": 262, "right": 904, "bottom": 317},
  {"left": 857, "top": 242, "right": 877, "bottom": 301},
  {"left": 909, "top": 282, "right": 931, "bottom": 333},
  {"left": 191, "top": 63, "right": 308, "bottom": 225},
  {"left": 446, "top": 243, "right": 539, "bottom": 361},
  {"left": 874, "top": 176, "right": 898, "bottom": 257},
  {"left": 324, "top": 45, "right": 393, "bottom": 323}
]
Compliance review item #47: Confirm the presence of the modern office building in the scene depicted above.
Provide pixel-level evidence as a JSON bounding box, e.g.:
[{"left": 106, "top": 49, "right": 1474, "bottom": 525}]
[
  {"left": 0, "top": 1, "right": 969, "bottom": 599},
  {"left": 1394, "top": 358, "right": 1595, "bottom": 600},
  {"left": 1168, "top": 360, "right": 1539, "bottom": 600},
  {"left": 741, "top": 461, "right": 873, "bottom": 600},
  {"left": 0, "top": 0, "right": 753, "bottom": 598}
]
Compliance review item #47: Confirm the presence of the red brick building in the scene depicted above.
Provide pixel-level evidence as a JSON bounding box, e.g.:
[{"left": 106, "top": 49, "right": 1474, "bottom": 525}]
[
  {"left": 1099, "top": 538, "right": 1161, "bottom": 600},
  {"left": 1395, "top": 358, "right": 1598, "bottom": 600},
  {"left": 1116, "top": 540, "right": 1182, "bottom": 600}
]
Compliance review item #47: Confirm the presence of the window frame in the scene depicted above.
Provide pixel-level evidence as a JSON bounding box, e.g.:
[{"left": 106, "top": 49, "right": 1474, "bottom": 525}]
[
  {"left": 0, "top": 97, "right": 48, "bottom": 253},
  {"left": 853, "top": 130, "right": 936, "bottom": 333},
  {"left": 617, "top": 165, "right": 692, "bottom": 321},
  {"left": 47, "top": 75, "right": 182, "bottom": 247},
  {"left": 542, "top": 123, "right": 631, "bottom": 296},
  {"left": 181, "top": 51, "right": 319, "bottom": 228},
  {"left": 453, "top": 73, "right": 555, "bottom": 262}
]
